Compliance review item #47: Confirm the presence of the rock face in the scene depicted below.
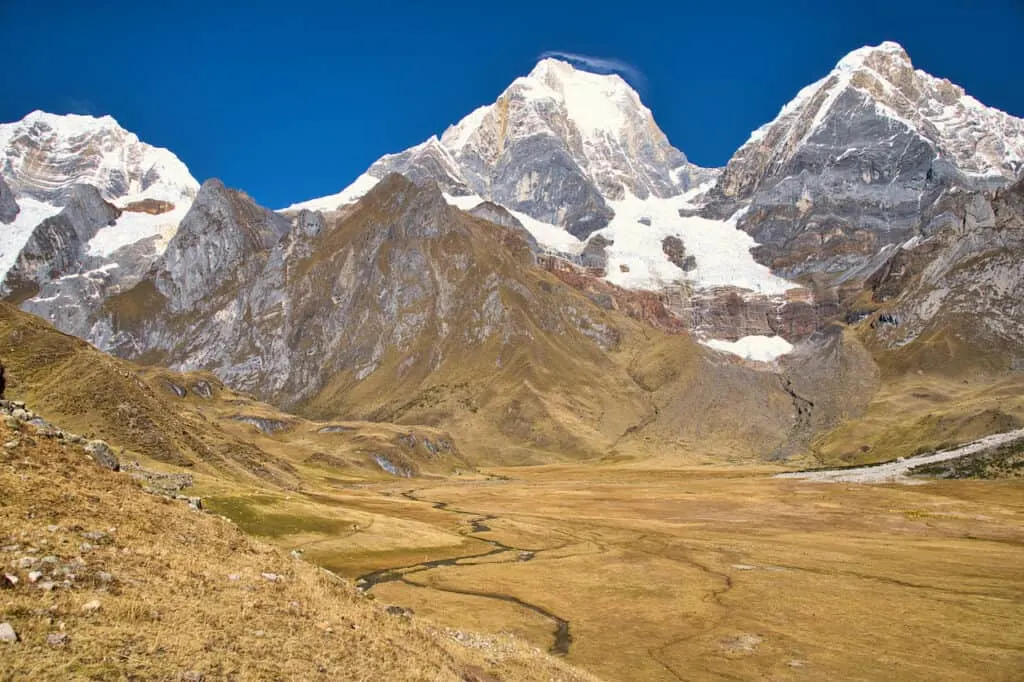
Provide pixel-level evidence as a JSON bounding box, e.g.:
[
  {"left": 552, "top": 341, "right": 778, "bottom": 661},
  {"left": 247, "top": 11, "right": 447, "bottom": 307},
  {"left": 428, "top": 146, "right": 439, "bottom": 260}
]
[
  {"left": 91, "top": 174, "right": 649, "bottom": 457},
  {"left": 3, "top": 185, "right": 120, "bottom": 299},
  {"left": 154, "top": 179, "right": 290, "bottom": 313},
  {"left": 0, "top": 174, "right": 18, "bottom": 224},
  {"left": 289, "top": 59, "right": 716, "bottom": 240},
  {"left": 862, "top": 177, "right": 1024, "bottom": 359},
  {"left": 702, "top": 42, "right": 1024, "bottom": 279}
]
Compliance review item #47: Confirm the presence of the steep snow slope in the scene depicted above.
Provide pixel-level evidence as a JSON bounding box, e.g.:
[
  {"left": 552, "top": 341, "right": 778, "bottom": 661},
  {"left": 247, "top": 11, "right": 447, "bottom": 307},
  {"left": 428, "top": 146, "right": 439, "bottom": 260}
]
[
  {"left": 439, "top": 191, "right": 794, "bottom": 294},
  {"left": 0, "top": 197, "right": 63, "bottom": 279},
  {"left": 284, "top": 173, "right": 379, "bottom": 212}
]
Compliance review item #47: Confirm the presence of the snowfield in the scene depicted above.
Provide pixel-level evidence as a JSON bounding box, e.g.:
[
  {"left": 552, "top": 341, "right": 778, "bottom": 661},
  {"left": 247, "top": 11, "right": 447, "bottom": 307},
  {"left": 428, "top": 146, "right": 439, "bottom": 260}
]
[
  {"left": 701, "top": 335, "right": 794, "bottom": 362},
  {"left": 0, "top": 197, "right": 63, "bottom": 281}
]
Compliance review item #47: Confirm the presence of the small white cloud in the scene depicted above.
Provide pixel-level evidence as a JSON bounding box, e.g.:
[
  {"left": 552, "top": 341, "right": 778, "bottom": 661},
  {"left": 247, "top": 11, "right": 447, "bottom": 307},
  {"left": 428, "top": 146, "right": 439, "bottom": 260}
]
[
  {"left": 64, "top": 98, "right": 97, "bottom": 115},
  {"left": 537, "top": 51, "right": 647, "bottom": 89}
]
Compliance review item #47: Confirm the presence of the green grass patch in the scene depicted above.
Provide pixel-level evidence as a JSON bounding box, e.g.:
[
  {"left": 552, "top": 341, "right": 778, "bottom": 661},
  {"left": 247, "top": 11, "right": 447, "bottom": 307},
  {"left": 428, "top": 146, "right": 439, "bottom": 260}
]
[{"left": 205, "top": 495, "right": 350, "bottom": 537}]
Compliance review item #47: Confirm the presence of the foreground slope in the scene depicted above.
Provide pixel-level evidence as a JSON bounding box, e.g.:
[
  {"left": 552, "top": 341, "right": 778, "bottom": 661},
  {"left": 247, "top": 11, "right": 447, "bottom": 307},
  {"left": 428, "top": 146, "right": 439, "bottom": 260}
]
[{"left": 0, "top": 416, "right": 592, "bottom": 681}]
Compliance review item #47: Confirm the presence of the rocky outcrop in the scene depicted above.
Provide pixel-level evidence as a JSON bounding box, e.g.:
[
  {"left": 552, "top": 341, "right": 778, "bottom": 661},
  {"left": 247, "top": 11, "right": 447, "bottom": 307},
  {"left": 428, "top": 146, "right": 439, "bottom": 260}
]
[
  {"left": 368, "top": 137, "right": 471, "bottom": 195},
  {"left": 0, "top": 173, "right": 18, "bottom": 224},
  {"left": 153, "top": 179, "right": 290, "bottom": 313},
  {"left": 84, "top": 440, "right": 120, "bottom": 471},
  {"left": 661, "top": 236, "right": 695, "bottom": 272},
  {"left": 862, "top": 178, "right": 1024, "bottom": 358},
  {"left": 702, "top": 42, "right": 1024, "bottom": 279},
  {"left": 467, "top": 201, "right": 540, "bottom": 253},
  {"left": 3, "top": 185, "right": 119, "bottom": 299}
]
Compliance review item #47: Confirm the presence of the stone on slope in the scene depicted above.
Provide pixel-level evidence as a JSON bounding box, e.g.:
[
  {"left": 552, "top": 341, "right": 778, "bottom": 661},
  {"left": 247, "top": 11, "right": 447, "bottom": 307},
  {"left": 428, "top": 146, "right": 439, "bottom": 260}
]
[
  {"left": 0, "top": 622, "right": 18, "bottom": 643},
  {"left": 85, "top": 440, "right": 120, "bottom": 471}
]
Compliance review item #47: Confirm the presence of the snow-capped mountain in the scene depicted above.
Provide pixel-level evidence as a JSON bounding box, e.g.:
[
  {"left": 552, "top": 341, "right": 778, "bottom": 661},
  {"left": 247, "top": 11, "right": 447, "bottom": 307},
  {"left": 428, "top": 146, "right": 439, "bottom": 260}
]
[
  {"left": 285, "top": 58, "right": 799, "bottom": 299},
  {"left": 6, "top": 43, "right": 1024, "bottom": 461},
  {"left": 702, "top": 41, "right": 1024, "bottom": 278},
  {"left": 0, "top": 110, "right": 199, "bottom": 283},
  {"left": 0, "top": 110, "right": 197, "bottom": 205},
  {"left": 290, "top": 59, "right": 716, "bottom": 235}
]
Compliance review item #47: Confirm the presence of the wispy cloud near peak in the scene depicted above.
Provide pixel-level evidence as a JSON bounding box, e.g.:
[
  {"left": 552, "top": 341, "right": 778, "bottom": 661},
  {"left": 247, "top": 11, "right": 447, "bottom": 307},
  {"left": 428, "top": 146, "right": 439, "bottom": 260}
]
[{"left": 537, "top": 51, "right": 647, "bottom": 89}]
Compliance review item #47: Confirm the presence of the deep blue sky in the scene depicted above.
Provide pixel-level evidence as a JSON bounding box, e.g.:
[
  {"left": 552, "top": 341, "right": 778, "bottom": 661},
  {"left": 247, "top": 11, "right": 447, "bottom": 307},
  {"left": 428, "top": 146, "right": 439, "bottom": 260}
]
[{"left": 2, "top": 0, "right": 1022, "bottom": 208}]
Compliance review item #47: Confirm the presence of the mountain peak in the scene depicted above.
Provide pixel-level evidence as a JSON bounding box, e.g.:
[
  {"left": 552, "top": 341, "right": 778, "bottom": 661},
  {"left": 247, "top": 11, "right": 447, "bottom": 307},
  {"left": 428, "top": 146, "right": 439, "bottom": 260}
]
[
  {"left": 526, "top": 57, "right": 631, "bottom": 91},
  {"left": 835, "top": 40, "right": 911, "bottom": 73},
  {"left": 517, "top": 58, "right": 639, "bottom": 139},
  {"left": 19, "top": 109, "right": 123, "bottom": 136},
  {"left": 0, "top": 109, "right": 198, "bottom": 207}
]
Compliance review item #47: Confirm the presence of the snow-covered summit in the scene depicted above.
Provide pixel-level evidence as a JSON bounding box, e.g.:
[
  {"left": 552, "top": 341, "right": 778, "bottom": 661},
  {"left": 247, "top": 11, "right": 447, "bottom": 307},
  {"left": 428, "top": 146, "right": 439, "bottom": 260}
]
[
  {"left": 287, "top": 58, "right": 717, "bottom": 240},
  {"left": 0, "top": 109, "right": 199, "bottom": 206},
  {"left": 0, "top": 110, "right": 200, "bottom": 283},
  {"left": 445, "top": 57, "right": 640, "bottom": 146},
  {"left": 741, "top": 41, "right": 1024, "bottom": 181}
]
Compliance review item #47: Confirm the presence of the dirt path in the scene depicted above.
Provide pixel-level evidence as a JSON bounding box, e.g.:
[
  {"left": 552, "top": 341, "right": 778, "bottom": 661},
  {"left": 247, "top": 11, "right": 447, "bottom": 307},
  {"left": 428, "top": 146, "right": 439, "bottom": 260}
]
[{"left": 776, "top": 428, "right": 1024, "bottom": 483}]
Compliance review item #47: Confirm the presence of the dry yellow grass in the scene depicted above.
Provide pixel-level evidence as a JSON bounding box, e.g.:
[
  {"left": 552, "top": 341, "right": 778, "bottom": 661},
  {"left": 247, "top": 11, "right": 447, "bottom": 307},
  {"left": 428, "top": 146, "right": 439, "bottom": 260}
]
[
  {"left": 307, "top": 465, "right": 1024, "bottom": 681},
  {"left": 0, "top": 419, "right": 595, "bottom": 681},
  {"left": 811, "top": 372, "right": 1024, "bottom": 465}
]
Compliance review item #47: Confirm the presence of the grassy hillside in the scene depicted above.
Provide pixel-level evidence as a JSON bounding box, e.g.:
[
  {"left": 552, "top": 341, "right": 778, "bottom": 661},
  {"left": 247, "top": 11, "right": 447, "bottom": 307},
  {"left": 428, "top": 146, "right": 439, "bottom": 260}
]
[
  {"left": 0, "top": 417, "right": 593, "bottom": 681},
  {"left": 0, "top": 302, "right": 472, "bottom": 486}
]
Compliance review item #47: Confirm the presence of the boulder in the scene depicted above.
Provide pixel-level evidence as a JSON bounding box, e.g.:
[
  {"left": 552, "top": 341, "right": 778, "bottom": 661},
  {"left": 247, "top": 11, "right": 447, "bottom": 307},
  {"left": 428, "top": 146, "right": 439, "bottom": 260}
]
[
  {"left": 0, "top": 622, "right": 18, "bottom": 643},
  {"left": 84, "top": 440, "right": 120, "bottom": 471}
]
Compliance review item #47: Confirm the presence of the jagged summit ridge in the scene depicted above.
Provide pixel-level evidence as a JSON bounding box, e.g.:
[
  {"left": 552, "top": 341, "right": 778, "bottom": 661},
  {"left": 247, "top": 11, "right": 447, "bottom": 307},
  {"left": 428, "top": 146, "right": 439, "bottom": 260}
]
[
  {"left": 703, "top": 41, "right": 1024, "bottom": 278},
  {"left": 288, "top": 58, "right": 716, "bottom": 238},
  {"left": 0, "top": 110, "right": 198, "bottom": 205},
  {"left": 733, "top": 41, "right": 1024, "bottom": 194}
]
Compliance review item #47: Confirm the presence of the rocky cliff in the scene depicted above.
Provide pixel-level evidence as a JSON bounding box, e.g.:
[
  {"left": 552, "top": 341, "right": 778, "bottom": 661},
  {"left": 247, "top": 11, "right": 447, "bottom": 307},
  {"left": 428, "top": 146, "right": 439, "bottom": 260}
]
[
  {"left": 87, "top": 175, "right": 653, "bottom": 460},
  {"left": 862, "top": 177, "right": 1024, "bottom": 365},
  {"left": 0, "top": 173, "right": 18, "bottom": 224},
  {"left": 702, "top": 42, "right": 1024, "bottom": 280}
]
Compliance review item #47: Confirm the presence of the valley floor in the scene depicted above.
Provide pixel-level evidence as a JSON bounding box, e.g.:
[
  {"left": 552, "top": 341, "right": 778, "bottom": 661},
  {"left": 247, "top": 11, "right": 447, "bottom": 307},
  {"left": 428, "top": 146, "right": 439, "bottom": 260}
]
[{"left": 241, "top": 464, "right": 1024, "bottom": 681}]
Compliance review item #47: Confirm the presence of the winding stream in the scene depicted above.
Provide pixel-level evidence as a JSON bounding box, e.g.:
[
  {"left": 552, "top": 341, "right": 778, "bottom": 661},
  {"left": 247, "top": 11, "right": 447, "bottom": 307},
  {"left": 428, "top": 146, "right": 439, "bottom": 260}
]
[{"left": 355, "top": 489, "right": 573, "bottom": 655}]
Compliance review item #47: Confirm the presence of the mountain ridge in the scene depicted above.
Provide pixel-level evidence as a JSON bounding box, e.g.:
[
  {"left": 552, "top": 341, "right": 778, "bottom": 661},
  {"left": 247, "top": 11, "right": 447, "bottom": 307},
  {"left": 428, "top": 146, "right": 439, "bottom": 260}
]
[{"left": 2, "top": 42, "right": 1023, "bottom": 465}]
